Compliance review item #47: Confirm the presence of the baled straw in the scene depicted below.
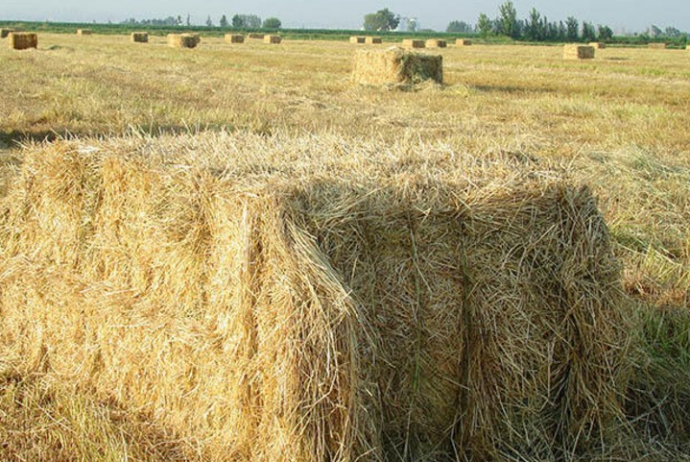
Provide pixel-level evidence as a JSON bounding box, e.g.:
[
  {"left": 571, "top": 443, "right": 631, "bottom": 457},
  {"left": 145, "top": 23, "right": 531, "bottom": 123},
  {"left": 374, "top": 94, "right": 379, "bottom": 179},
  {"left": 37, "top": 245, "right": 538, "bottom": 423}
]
[
  {"left": 647, "top": 43, "right": 667, "bottom": 49},
  {"left": 264, "top": 35, "right": 282, "bottom": 44},
  {"left": 167, "top": 33, "right": 199, "bottom": 48},
  {"left": 8, "top": 32, "right": 37, "bottom": 50},
  {"left": 589, "top": 42, "right": 605, "bottom": 49},
  {"left": 456, "top": 39, "right": 472, "bottom": 46},
  {"left": 248, "top": 33, "right": 264, "bottom": 39},
  {"left": 352, "top": 46, "right": 443, "bottom": 86},
  {"left": 402, "top": 39, "right": 425, "bottom": 48},
  {"left": 350, "top": 36, "right": 366, "bottom": 44},
  {"left": 0, "top": 130, "right": 629, "bottom": 462},
  {"left": 563, "top": 44, "right": 595, "bottom": 60},
  {"left": 131, "top": 32, "right": 148, "bottom": 43},
  {"left": 225, "top": 34, "right": 245, "bottom": 44},
  {"left": 1, "top": 28, "right": 14, "bottom": 39},
  {"left": 425, "top": 39, "right": 447, "bottom": 48},
  {"left": 365, "top": 36, "right": 382, "bottom": 44},
  {"left": 77, "top": 29, "right": 92, "bottom": 36}
]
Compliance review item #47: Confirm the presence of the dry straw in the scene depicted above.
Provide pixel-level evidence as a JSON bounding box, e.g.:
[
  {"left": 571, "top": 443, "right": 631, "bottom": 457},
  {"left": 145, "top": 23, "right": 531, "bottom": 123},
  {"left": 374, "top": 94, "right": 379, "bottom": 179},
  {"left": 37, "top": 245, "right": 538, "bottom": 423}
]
[
  {"left": 425, "top": 39, "right": 447, "bottom": 48},
  {"left": 563, "top": 44, "right": 595, "bottom": 60},
  {"left": 647, "top": 42, "right": 667, "bottom": 49},
  {"left": 131, "top": 32, "right": 148, "bottom": 43},
  {"left": 167, "top": 33, "right": 199, "bottom": 48},
  {"left": 264, "top": 35, "right": 282, "bottom": 44},
  {"left": 248, "top": 33, "right": 265, "bottom": 39},
  {"left": 77, "top": 29, "right": 92, "bottom": 36},
  {"left": 8, "top": 32, "right": 37, "bottom": 50},
  {"left": 352, "top": 46, "right": 443, "bottom": 86},
  {"left": 0, "top": 28, "right": 14, "bottom": 38},
  {"left": 456, "top": 39, "right": 472, "bottom": 46},
  {"left": 365, "top": 36, "right": 382, "bottom": 44},
  {"left": 225, "top": 34, "right": 245, "bottom": 44},
  {"left": 350, "top": 36, "right": 366, "bottom": 44},
  {"left": 589, "top": 42, "right": 605, "bottom": 49},
  {"left": 402, "top": 39, "right": 425, "bottom": 48},
  {"left": 0, "top": 131, "right": 630, "bottom": 462}
]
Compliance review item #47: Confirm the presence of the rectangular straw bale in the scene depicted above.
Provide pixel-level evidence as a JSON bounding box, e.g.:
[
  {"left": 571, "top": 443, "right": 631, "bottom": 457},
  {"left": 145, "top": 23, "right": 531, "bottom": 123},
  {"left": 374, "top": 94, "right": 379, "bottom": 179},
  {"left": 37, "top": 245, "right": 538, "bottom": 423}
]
[
  {"left": 0, "top": 132, "right": 630, "bottom": 462},
  {"left": 225, "top": 34, "right": 245, "bottom": 44},
  {"left": 77, "top": 29, "right": 92, "bottom": 36},
  {"left": 648, "top": 42, "right": 667, "bottom": 49},
  {"left": 264, "top": 35, "right": 282, "bottom": 44},
  {"left": 589, "top": 42, "right": 605, "bottom": 49},
  {"left": 563, "top": 44, "right": 595, "bottom": 59},
  {"left": 131, "top": 32, "right": 148, "bottom": 43},
  {"left": 0, "top": 28, "right": 14, "bottom": 39},
  {"left": 8, "top": 32, "right": 37, "bottom": 50},
  {"left": 167, "top": 33, "right": 198, "bottom": 48},
  {"left": 365, "top": 36, "right": 382, "bottom": 44},
  {"left": 353, "top": 46, "right": 442, "bottom": 86},
  {"left": 350, "top": 36, "right": 366, "bottom": 44},
  {"left": 248, "top": 33, "right": 264, "bottom": 39},
  {"left": 402, "top": 39, "right": 425, "bottom": 48},
  {"left": 456, "top": 39, "right": 472, "bottom": 46},
  {"left": 425, "top": 39, "right": 447, "bottom": 48}
]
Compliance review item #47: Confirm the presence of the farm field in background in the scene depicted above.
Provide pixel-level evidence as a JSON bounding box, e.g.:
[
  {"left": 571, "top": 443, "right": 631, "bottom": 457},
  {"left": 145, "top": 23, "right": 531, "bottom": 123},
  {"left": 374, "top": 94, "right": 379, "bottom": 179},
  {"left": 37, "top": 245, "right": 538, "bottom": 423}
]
[{"left": 1, "top": 32, "right": 690, "bottom": 461}]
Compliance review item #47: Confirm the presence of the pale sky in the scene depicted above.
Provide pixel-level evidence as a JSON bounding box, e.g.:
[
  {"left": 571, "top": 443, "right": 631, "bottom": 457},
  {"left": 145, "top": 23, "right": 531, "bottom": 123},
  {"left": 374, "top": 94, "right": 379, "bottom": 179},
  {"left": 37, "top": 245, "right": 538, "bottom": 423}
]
[{"left": 1, "top": 0, "right": 688, "bottom": 33}]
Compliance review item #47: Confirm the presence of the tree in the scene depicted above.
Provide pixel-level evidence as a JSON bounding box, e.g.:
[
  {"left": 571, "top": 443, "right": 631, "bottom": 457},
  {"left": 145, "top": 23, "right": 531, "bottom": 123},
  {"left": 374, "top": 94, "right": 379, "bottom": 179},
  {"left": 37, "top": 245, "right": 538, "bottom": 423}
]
[
  {"left": 446, "top": 20, "right": 474, "bottom": 34},
  {"left": 565, "top": 16, "right": 579, "bottom": 41},
  {"left": 186, "top": 14, "right": 191, "bottom": 26},
  {"left": 497, "top": 1, "right": 519, "bottom": 38},
  {"left": 232, "top": 14, "right": 244, "bottom": 28},
  {"left": 664, "top": 26, "right": 682, "bottom": 37},
  {"left": 477, "top": 13, "right": 493, "bottom": 36},
  {"left": 525, "top": 7, "right": 543, "bottom": 40},
  {"left": 206, "top": 15, "right": 213, "bottom": 27},
  {"left": 581, "top": 21, "right": 596, "bottom": 42},
  {"left": 597, "top": 24, "right": 613, "bottom": 41},
  {"left": 648, "top": 25, "right": 662, "bottom": 37},
  {"left": 363, "top": 8, "right": 400, "bottom": 31},
  {"left": 220, "top": 15, "right": 229, "bottom": 28},
  {"left": 262, "top": 17, "right": 281, "bottom": 29}
]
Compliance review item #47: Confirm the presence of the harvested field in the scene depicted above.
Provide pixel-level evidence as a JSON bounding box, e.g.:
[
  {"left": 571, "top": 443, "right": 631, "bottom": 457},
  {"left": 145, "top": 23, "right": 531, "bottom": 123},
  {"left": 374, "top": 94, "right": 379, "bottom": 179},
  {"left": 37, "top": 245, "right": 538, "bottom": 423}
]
[{"left": 352, "top": 47, "right": 443, "bottom": 86}]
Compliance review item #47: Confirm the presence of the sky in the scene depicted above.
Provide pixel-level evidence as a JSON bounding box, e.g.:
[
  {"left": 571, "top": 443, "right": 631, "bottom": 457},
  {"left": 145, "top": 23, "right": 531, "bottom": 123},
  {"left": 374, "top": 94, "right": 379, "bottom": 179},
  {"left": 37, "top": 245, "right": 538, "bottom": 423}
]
[{"left": 1, "top": 0, "right": 688, "bottom": 33}]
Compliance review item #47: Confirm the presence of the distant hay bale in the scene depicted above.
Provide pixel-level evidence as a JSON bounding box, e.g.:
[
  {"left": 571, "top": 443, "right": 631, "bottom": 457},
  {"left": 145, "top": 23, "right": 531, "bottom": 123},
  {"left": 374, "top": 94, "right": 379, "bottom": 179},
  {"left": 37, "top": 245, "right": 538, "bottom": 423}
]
[
  {"left": 167, "top": 33, "right": 199, "bottom": 49},
  {"left": 402, "top": 39, "right": 425, "bottom": 48},
  {"left": 425, "top": 39, "right": 447, "bottom": 48},
  {"left": 352, "top": 46, "right": 442, "bottom": 86},
  {"left": 589, "top": 42, "right": 605, "bottom": 49},
  {"left": 225, "top": 34, "right": 245, "bottom": 44},
  {"left": 131, "top": 32, "right": 148, "bottom": 43},
  {"left": 0, "top": 28, "right": 14, "bottom": 39},
  {"left": 264, "top": 35, "right": 282, "bottom": 44},
  {"left": 0, "top": 131, "right": 630, "bottom": 462},
  {"left": 648, "top": 43, "right": 667, "bottom": 49},
  {"left": 365, "top": 36, "right": 382, "bottom": 44},
  {"left": 563, "top": 44, "right": 595, "bottom": 60},
  {"left": 77, "top": 29, "right": 92, "bottom": 37},
  {"left": 248, "top": 33, "right": 264, "bottom": 39},
  {"left": 8, "top": 32, "right": 37, "bottom": 50},
  {"left": 456, "top": 39, "right": 472, "bottom": 46},
  {"left": 350, "top": 36, "right": 366, "bottom": 44}
]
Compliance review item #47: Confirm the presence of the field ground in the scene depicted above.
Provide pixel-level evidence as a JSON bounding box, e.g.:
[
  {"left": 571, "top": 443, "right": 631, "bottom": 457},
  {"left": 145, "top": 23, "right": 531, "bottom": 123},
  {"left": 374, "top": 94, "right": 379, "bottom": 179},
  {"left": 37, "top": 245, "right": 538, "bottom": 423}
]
[{"left": 1, "top": 33, "right": 690, "bottom": 460}]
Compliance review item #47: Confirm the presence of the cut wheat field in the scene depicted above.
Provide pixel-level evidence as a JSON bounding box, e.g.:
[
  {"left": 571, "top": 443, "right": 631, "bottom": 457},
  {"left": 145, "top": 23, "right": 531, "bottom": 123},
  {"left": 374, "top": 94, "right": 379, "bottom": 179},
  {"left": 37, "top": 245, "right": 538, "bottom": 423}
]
[{"left": 1, "top": 33, "right": 690, "bottom": 462}]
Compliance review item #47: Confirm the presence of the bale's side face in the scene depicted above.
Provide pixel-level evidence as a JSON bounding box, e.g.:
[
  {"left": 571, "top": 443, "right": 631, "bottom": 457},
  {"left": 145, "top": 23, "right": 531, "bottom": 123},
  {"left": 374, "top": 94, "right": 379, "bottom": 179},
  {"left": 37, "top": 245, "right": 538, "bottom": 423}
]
[
  {"left": 131, "top": 32, "right": 148, "bottom": 43},
  {"left": 167, "top": 33, "right": 198, "bottom": 49},
  {"left": 402, "top": 39, "right": 425, "bottom": 49},
  {"left": 8, "top": 32, "right": 37, "bottom": 50},
  {"left": 425, "top": 39, "right": 447, "bottom": 48},
  {"left": 350, "top": 36, "right": 366, "bottom": 44},
  {"left": 456, "top": 39, "right": 472, "bottom": 46},
  {"left": 225, "top": 34, "right": 245, "bottom": 44},
  {"left": 264, "top": 35, "right": 282, "bottom": 44},
  {"left": 365, "top": 36, "right": 382, "bottom": 44},
  {"left": 249, "top": 33, "right": 264, "bottom": 39},
  {"left": 352, "top": 47, "right": 443, "bottom": 86},
  {"left": 563, "top": 44, "right": 595, "bottom": 60}
]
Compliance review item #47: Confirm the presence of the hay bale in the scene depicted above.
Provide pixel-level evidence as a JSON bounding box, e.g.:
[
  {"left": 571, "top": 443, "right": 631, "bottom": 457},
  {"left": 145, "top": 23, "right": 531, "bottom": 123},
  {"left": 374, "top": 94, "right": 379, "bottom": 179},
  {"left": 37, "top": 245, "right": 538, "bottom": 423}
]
[
  {"left": 365, "top": 36, "right": 382, "bottom": 44},
  {"left": 402, "top": 39, "right": 425, "bottom": 48},
  {"left": 77, "top": 29, "right": 92, "bottom": 36},
  {"left": 248, "top": 33, "right": 264, "bottom": 39},
  {"left": 589, "top": 42, "right": 605, "bottom": 49},
  {"left": 8, "top": 32, "right": 37, "bottom": 50},
  {"left": 1, "top": 28, "right": 14, "bottom": 39},
  {"left": 563, "top": 44, "right": 595, "bottom": 60},
  {"left": 456, "top": 39, "right": 472, "bottom": 46},
  {"left": 264, "top": 35, "right": 282, "bottom": 44},
  {"left": 167, "top": 33, "right": 199, "bottom": 49},
  {"left": 0, "top": 131, "right": 629, "bottom": 462},
  {"left": 648, "top": 42, "right": 667, "bottom": 49},
  {"left": 425, "top": 39, "right": 447, "bottom": 48},
  {"left": 131, "top": 32, "right": 148, "bottom": 43},
  {"left": 225, "top": 34, "right": 245, "bottom": 44},
  {"left": 352, "top": 46, "right": 442, "bottom": 86},
  {"left": 350, "top": 36, "right": 366, "bottom": 44}
]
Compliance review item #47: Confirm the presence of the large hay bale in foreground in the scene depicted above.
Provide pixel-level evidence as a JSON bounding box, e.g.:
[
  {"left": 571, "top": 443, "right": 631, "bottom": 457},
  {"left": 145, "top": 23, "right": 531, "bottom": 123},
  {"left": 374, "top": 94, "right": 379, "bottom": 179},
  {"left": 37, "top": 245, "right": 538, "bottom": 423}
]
[
  {"left": 8, "top": 32, "right": 37, "bottom": 50},
  {"left": 131, "top": 32, "right": 148, "bottom": 43},
  {"left": 425, "top": 39, "right": 447, "bottom": 48},
  {"left": 352, "top": 47, "right": 442, "bottom": 86},
  {"left": 350, "top": 36, "right": 365, "bottom": 44},
  {"left": 77, "top": 29, "right": 92, "bottom": 36},
  {"left": 365, "top": 36, "right": 382, "bottom": 44},
  {"left": 1, "top": 28, "right": 14, "bottom": 39},
  {"left": 225, "top": 34, "right": 245, "bottom": 44},
  {"left": 564, "top": 44, "right": 595, "bottom": 60},
  {"left": 456, "top": 39, "right": 472, "bottom": 46},
  {"left": 0, "top": 132, "right": 629, "bottom": 462},
  {"left": 589, "top": 42, "right": 605, "bottom": 49},
  {"left": 402, "top": 39, "right": 425, "bottom": 48},
  {"left": 167, "top": 33, "right": 199, "bottom": 48},
  {"left": 264, "top": 35, "right": 282, "bottom": 44}
]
